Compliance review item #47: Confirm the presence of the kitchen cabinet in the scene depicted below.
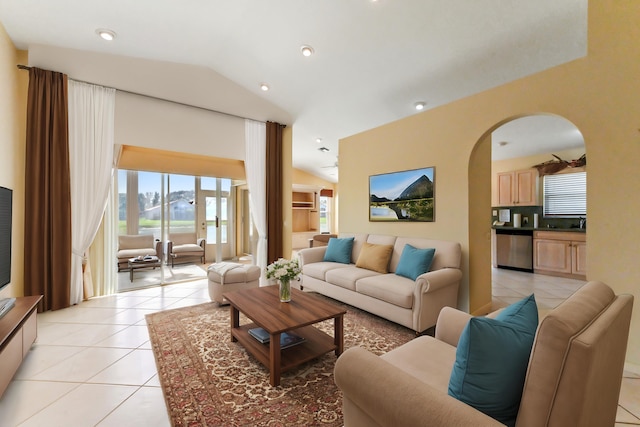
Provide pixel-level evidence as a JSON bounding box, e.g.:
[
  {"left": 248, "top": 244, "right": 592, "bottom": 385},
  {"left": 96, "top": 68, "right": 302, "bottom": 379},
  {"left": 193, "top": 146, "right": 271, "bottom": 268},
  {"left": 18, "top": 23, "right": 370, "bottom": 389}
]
[
  {"left": 533, "top": 231, "right": 586, "bottom": 278},
  {"left": 497, "top": 168, "right": 538, "bottom": 206}
]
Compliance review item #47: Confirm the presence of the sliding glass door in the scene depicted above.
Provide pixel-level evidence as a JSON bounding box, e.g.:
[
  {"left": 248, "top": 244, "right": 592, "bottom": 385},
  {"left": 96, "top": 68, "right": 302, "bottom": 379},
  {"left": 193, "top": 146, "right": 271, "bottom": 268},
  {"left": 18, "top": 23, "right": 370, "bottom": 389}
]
[
  {"left": 116, "top": 170, "right": 235, "bottom": 289},
  {"left": 198, "top": 177, "right": 233, "bottom": 263}
]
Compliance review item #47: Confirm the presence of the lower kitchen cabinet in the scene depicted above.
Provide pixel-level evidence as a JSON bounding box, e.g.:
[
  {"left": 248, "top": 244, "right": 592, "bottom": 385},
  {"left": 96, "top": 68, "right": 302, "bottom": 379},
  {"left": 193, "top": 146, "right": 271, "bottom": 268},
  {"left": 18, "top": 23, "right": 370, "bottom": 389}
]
[{"left": 533, "top": 231, "right": 586, "bottom": 279}]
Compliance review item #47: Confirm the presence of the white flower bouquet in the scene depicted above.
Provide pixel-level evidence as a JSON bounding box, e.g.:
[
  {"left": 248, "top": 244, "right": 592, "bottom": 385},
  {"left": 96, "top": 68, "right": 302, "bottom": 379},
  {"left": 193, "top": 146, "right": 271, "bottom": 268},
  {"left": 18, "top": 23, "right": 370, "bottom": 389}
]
[
  {"left": 266, "top": 258, "right": 301, "bottom": 302},
  {"left": 266, "top": 257, "right": 301, "bottom": 282}
]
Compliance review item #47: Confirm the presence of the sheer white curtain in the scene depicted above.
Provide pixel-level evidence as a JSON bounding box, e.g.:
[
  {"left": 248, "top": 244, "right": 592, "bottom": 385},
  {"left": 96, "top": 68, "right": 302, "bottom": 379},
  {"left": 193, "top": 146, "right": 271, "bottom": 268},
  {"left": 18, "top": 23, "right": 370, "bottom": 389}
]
[
  {"left": 244, "top": 120, "right": 267, "bottom": 283},
  {"left": 99, "top": 145, "right": 123, "bottom": 297},
  {"left": 68, "top": 80, "right": 116, "bottom": 304}
]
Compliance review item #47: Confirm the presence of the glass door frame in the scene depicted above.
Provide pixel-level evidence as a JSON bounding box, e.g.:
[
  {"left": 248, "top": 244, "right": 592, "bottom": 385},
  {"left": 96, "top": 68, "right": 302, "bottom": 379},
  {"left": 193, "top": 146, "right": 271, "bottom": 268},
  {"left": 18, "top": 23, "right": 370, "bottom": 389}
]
[{"left": 196, "top": 177, "right": 234, "bottom": 263}]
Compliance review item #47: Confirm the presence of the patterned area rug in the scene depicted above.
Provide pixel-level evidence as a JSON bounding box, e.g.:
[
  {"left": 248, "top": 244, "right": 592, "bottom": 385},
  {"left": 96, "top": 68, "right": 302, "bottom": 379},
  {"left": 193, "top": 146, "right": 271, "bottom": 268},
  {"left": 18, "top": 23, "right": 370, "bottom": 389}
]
[{"left": 146, "top": 294, "right": 415, "bottom": 426}]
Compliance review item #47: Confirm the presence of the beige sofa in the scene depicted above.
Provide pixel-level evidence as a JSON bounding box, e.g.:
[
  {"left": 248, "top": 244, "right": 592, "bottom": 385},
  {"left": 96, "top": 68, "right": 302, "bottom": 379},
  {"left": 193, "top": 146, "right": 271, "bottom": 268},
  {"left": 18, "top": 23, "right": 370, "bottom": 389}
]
[
  {"left": 298, "top": 233, "right": 462, "bottom": 333},
  {"left": 116, "top": 234, "right": 162, "bottom": 271},
  {"left": 334, "top": 281, "right": 633, "bottom": 427}
]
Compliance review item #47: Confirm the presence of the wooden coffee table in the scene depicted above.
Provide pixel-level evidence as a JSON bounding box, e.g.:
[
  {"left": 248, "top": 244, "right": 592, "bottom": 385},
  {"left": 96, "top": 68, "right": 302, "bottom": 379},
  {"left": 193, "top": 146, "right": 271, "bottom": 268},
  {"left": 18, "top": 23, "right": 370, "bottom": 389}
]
[
  {"left": 224, "top": 285, "right": 346, "bottom": 386},
  {"left": 127, "top": 256, "right": 161, "bottom": 282}
]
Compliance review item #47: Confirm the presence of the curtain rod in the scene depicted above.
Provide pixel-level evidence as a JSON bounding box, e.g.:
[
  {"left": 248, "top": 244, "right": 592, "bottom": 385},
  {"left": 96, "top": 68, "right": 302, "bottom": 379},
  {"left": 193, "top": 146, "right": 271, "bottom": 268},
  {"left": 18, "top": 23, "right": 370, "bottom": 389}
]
[{"left": 17, "top": 64, "right": 271, "bottom": 124}]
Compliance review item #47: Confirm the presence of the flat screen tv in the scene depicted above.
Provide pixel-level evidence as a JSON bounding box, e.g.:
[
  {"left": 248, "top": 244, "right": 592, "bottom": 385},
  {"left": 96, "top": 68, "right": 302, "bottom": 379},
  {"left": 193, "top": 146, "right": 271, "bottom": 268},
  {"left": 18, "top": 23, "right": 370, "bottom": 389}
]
[{"left": 0, "top": 186, "right": 12, "bottom": 291}]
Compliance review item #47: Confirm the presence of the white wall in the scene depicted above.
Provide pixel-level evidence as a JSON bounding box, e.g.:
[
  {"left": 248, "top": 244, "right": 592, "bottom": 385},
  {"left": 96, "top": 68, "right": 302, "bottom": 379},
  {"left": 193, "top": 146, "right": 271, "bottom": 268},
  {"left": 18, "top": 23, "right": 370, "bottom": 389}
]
[
  {"left": 115, "top": 91, "right": 244, "bottom": 159},
  {"left": 27, "top": 44, "right": 293, "bottom": 159}
]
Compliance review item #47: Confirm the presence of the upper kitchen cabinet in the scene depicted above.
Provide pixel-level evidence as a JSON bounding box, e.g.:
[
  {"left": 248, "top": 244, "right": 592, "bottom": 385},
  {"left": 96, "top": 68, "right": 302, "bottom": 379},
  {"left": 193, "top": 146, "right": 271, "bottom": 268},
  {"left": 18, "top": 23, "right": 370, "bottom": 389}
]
[{"left": 497, "top": 168, "right": 538, "bottom": 206}]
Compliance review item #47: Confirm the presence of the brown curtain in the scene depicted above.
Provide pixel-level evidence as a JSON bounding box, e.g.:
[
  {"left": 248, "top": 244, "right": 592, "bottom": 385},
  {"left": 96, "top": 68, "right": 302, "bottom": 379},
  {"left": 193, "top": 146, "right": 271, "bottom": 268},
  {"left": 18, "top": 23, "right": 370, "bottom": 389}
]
[
  {"left": 265, "top": 121, "right": 284, "bottom": 264},
  {"left": 24, "top": 68, "right": 72, "bottom": 312}
]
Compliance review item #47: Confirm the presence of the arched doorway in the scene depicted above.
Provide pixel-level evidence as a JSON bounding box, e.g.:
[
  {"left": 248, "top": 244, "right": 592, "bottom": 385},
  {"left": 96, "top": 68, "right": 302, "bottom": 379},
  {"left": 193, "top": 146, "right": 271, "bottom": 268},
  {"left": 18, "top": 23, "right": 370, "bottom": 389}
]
[{"left": 468, "top": 113, "right": 586, "bottom": 314}]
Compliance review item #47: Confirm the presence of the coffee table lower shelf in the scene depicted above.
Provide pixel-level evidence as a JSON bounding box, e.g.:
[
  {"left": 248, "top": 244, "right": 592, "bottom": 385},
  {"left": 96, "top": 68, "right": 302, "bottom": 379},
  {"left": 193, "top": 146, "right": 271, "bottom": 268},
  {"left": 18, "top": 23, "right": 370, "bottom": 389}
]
[{"left": 232, "top": 323, "right": 337, "bottom": 376}]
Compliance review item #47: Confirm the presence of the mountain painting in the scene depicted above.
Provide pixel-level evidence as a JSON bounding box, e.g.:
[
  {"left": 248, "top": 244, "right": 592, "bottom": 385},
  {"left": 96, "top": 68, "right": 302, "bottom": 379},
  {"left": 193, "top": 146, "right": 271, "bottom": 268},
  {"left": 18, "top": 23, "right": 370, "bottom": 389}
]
[{"left": 369, "top": 167, "right": 435, "bottom": 222}]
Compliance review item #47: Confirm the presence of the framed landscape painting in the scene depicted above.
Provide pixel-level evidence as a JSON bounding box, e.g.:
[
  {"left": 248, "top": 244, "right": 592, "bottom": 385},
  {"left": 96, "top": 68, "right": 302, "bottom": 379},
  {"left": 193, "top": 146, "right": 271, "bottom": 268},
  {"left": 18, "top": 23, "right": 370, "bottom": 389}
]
[{"left": 369, "top": 166, "right": 435, "bottom": 222}]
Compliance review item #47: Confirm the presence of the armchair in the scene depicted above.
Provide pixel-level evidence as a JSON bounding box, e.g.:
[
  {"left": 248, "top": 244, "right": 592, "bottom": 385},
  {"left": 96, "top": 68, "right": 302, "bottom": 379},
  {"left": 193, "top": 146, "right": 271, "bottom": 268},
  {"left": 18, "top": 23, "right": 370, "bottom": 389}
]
[
  {"left": 308, "top": 233, "right": 337, "bottom": 248},
  {"left": 335, "top": 281, "right": 633, "bottom": 427},
  {"left": 116, "top": 234, "right": 162, "bottom": 271},
  {"left": 167, "top": 232, "right": 205, "bottom": 267}
]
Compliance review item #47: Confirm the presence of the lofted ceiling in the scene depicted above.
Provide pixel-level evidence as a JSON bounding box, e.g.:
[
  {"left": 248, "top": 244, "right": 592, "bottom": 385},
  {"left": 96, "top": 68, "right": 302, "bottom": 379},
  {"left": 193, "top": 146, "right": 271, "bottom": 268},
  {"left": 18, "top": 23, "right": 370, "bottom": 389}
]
[{"left": 0, "top": 0, "right": 587, "bottom": 182}]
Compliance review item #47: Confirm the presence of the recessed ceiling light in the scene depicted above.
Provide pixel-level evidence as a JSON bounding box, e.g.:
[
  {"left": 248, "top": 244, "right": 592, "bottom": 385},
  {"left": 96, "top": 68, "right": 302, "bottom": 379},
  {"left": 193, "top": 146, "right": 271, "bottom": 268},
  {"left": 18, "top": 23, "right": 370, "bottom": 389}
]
[
  {"left": 260, "top": 83, "right": 270, "bottom": 91},
  {"left": 315, "top": 138, "right": 322, "bottom": 143},
  {"left": 301, "top": 45, "right": 314, "bottom": 57},
  {"left": 96, "top": 29, "right": 116, "bottom": 41},
  {"left": 414, "top": 101, "right": 426, "bottom": 111}
]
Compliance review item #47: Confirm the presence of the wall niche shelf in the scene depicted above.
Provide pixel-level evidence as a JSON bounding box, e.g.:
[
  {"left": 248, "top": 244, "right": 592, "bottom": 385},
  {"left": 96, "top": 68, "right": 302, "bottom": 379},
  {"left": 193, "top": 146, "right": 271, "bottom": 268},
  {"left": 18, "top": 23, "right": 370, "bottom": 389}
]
[{"left": 292, "top": 186, "right": 321, "bottom": 234}]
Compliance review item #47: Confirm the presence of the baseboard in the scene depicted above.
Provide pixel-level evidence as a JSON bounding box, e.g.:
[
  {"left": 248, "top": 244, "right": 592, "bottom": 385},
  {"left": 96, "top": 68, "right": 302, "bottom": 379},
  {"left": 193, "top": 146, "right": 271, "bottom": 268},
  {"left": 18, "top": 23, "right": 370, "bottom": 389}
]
[
  {"left": 624, "top": 361, "right": 640, "bottom": 376},
  {"left": 471, "top": 301, "right": 493, "bottom": 316}
]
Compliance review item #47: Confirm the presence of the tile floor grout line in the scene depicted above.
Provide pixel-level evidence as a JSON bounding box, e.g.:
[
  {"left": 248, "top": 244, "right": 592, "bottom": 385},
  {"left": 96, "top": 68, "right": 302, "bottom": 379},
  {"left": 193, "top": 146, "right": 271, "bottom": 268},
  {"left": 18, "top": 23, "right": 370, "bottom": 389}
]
[
  {"left": 93, "top": 385, "right": 144, "bottom": 427},
  {"left": 4, "top": 273, "right": 636, "bottom": 424},
  {"left": 10, "top": 380, "right": 86, "bottom": 426}
]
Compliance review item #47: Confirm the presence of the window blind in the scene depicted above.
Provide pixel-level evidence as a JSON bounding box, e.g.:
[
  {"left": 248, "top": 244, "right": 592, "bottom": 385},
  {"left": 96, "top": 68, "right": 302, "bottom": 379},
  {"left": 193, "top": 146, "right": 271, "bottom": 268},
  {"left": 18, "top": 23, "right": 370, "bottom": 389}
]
[{"left": 543, "top": 171, "right": 586, "bottom": 217}]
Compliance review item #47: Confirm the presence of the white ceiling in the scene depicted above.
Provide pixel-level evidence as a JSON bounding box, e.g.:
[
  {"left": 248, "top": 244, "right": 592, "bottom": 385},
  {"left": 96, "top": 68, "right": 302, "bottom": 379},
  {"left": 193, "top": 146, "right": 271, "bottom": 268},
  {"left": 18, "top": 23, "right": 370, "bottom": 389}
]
[
  {"left": 492, "top": 115, "right": 585, "bottom": 161},
  {"left": 0, "top": 0, "right": 588, "bottom": 182}
]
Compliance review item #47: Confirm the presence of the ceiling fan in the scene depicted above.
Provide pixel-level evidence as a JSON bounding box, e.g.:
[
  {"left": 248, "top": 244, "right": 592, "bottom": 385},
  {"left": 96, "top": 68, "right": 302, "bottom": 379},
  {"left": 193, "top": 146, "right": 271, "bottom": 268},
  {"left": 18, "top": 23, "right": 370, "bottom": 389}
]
[{"left": 321, "top": 158, "right": 339, "bottom": 169}]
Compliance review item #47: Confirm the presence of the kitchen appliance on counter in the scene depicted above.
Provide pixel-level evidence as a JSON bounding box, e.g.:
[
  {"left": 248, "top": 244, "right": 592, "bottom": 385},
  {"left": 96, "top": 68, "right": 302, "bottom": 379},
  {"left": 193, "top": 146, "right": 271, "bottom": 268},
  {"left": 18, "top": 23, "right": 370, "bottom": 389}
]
[{"left": 495, "top": 228, "right": 533, "bottom": 272}]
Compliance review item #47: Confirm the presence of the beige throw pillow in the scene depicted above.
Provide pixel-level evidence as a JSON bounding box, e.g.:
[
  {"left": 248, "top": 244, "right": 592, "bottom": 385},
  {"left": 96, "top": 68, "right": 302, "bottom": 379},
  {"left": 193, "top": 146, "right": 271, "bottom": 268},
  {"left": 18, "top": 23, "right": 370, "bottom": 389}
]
[{"left": 355, "top": 242, "right": 394, "bottom": 273}]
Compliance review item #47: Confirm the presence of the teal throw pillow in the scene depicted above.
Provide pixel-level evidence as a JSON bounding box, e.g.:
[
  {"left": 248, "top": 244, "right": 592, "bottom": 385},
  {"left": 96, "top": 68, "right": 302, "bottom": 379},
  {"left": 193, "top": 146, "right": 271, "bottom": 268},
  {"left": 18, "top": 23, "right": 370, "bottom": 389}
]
[
  {"left": 395, "top": 244, "right": 435, "bottom": 280},
  {"left": 494, "top": 293, "right": 539, "bottom": 329},
  {"left": 448, "top": 294, "right": 538, "bottom": 427},
  {"left": 323, "top": 237, "right": 354, "bottom": 264}
]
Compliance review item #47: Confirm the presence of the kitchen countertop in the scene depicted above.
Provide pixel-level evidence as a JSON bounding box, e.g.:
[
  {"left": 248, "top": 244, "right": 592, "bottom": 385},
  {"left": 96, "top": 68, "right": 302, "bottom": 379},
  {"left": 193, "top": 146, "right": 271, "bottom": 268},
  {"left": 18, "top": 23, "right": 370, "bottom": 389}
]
[{"left": 492, "top": 226, "right": 586, "bottom": 233}]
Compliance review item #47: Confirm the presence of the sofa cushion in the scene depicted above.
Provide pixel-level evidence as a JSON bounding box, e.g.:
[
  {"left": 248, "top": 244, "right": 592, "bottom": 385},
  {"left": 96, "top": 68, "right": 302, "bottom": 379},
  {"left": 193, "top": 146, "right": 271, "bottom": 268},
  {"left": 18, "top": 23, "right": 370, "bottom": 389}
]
[
  {"left": 356, "top": 274, "right": 415, "bottom": 309},
  {"left": 326, "top": 266, "right": 380, "bottom": 291},
  {"left": 448, "top": 294, "right": 538, "bottom": 427},
  {"left": 355, "top": 242, "right": 394, "bottom": 273},
  {"left": 118, "top": 234, "right": 154, "bottom": 251},
  {"left": 382, "top": 335, "right": 457, "bottom": 392},
  {"left": 391, "top": 237, "right": 461, "bottom": 273},
  {"left": 302, "top": 262, "right": 350, "bottom": 282},
  {"left": 323, "top": 237, "right": 355, "bottom": 264},
  {"left": 172, "top": 243, "right": 204, "bottom": 254},
  {"left": 395, "top": 244, "right": 436, "bottom": 280},
  {"left": 117, "top": 248, "right": 157, "bottom": 260},
  {"left": 170, "top": 232, "right": 198, "bottom": 246}
]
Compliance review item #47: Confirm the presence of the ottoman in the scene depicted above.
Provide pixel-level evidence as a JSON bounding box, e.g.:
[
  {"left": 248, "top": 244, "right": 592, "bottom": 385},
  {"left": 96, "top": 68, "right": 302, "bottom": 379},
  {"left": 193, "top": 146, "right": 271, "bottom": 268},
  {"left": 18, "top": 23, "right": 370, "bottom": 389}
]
[{"left": 207, "top": 262, "right": 261, "bottom": 304}]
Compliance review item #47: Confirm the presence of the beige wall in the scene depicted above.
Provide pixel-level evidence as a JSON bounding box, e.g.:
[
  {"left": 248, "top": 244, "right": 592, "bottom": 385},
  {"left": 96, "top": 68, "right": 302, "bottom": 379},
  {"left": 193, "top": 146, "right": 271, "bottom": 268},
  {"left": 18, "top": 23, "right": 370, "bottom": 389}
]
[
  {"left": 292, "top": 168, "right": 336, "bottom": 191},
  {"left": 0, "top": 23, "right": 27, "bottom": 298},
  {"left": 282, "top": 126, "right": 293, "bottom": 260},
  {"left": 292, "top": 167, "right": 337, "bottom": 231},
  {"left": 339, "top": 0, "right": 640, "bottom": 368}
]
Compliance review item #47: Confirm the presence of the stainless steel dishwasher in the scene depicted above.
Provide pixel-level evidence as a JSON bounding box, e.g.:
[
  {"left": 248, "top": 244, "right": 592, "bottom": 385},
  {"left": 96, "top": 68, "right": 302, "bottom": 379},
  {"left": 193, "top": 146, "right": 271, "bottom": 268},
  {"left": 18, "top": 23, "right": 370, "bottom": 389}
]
[{"left": 495, "top": 229, "right": 533, "bottom": 272}]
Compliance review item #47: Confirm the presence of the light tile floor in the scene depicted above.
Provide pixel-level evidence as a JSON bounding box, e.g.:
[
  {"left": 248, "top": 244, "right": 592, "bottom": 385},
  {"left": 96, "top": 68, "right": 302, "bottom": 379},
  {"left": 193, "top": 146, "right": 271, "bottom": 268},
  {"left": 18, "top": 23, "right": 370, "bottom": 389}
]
[
  {"left": 0, "top": 271, "right": 637, "bottom": 426},
  {"left": 0, "top": 279, "right": 211, "bottom": 426}
]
